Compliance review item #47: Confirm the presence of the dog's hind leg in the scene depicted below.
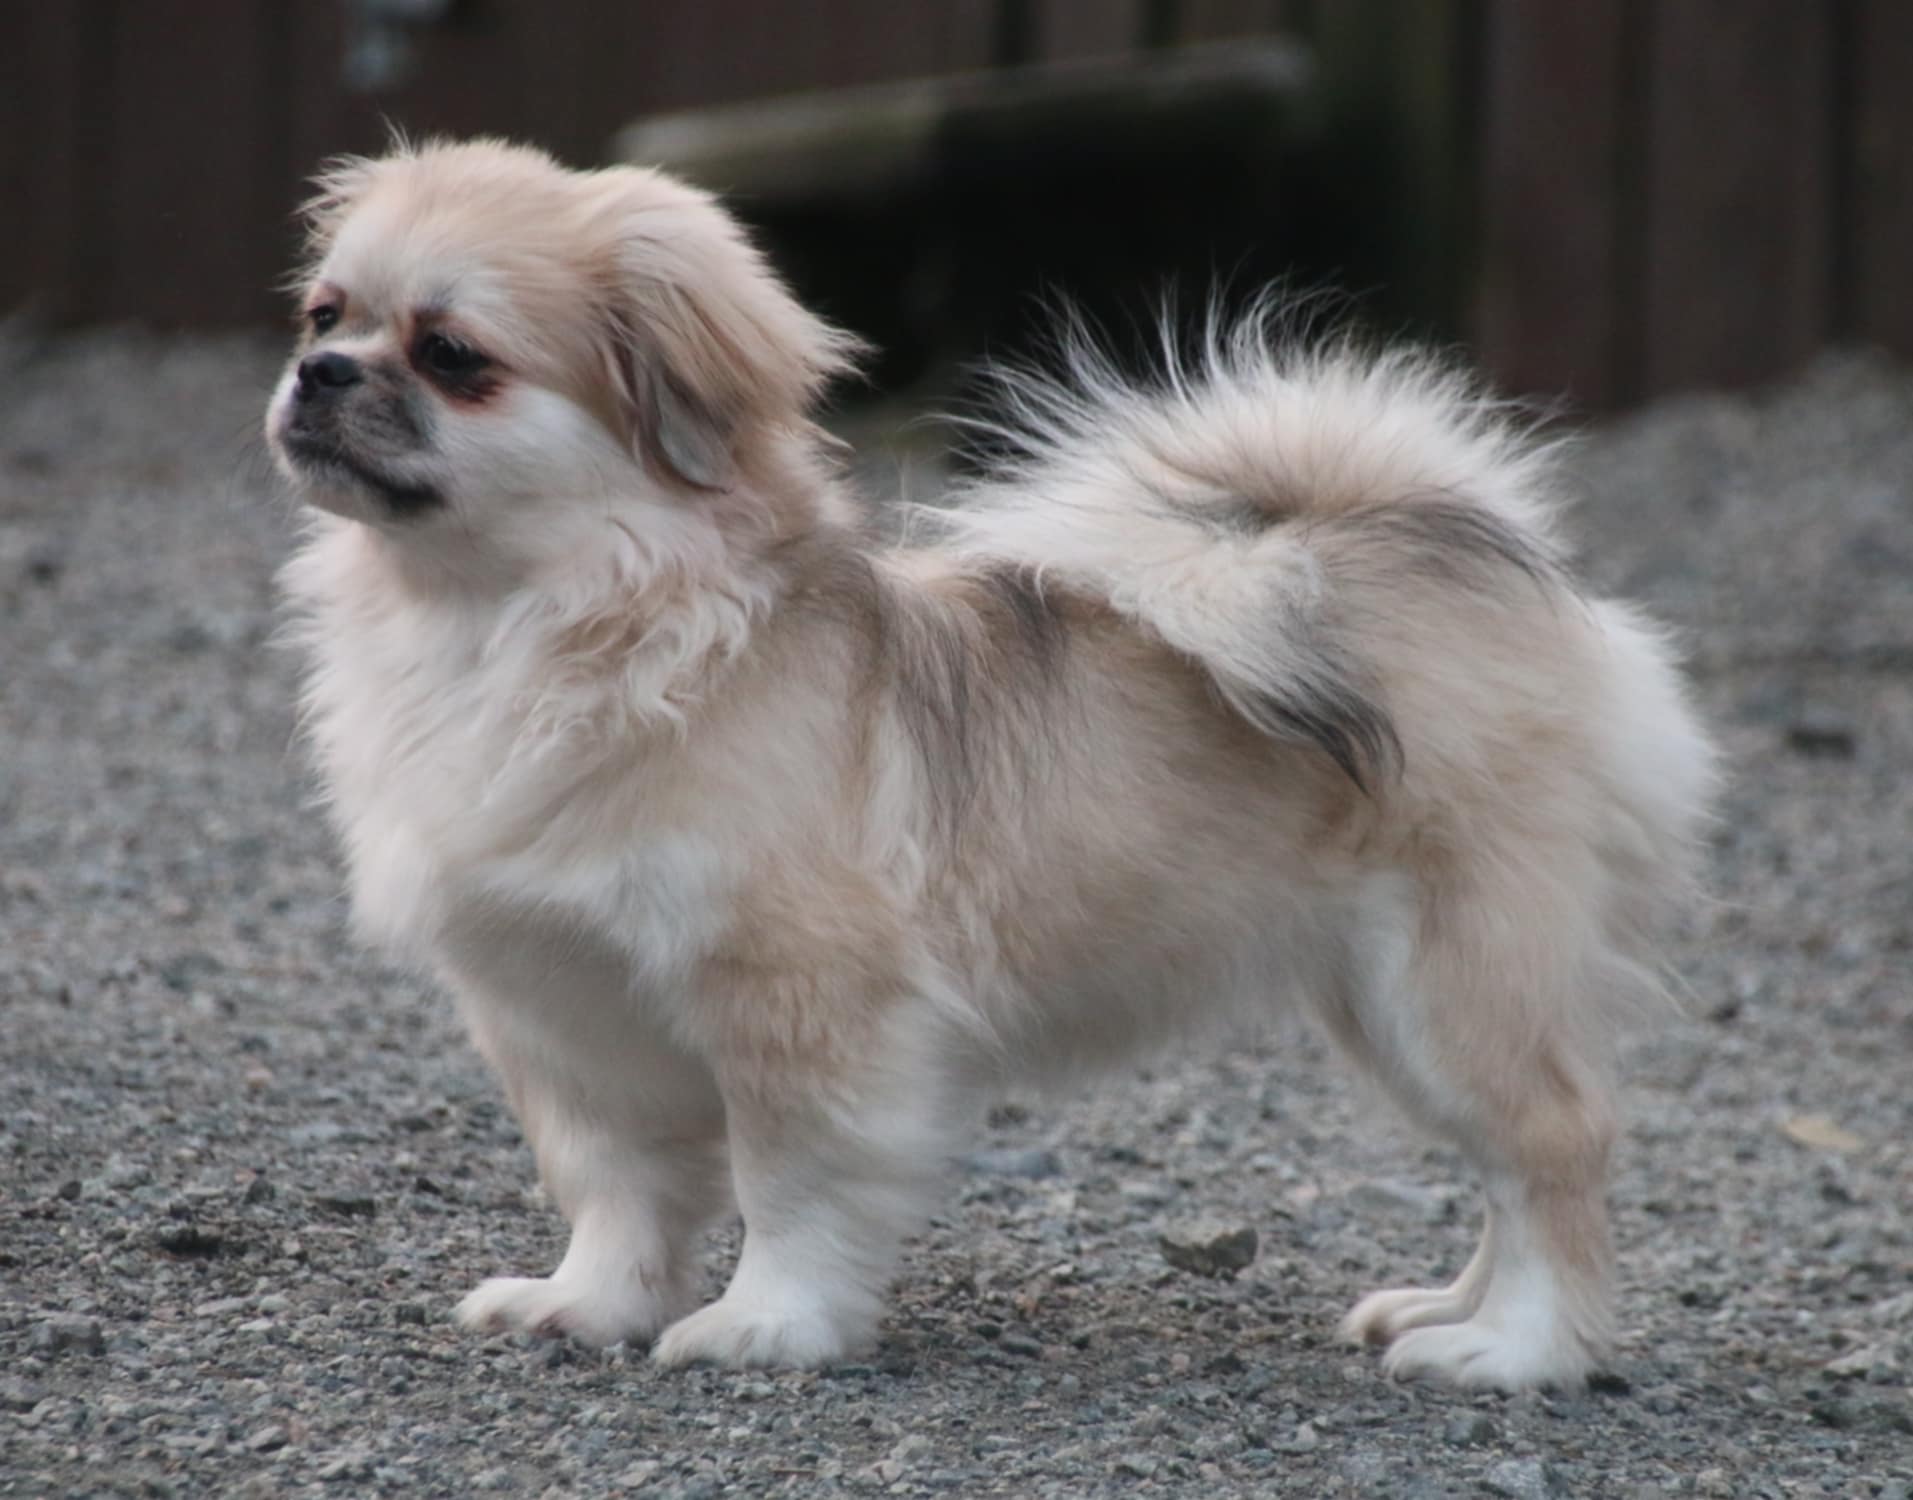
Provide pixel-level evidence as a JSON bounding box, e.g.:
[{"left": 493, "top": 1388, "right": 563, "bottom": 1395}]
[
  {"left": 1342, "top": 1210, "right": 1497, "bottom": 1344},
  {"left": 1330, "top": 875, "right": 1619, "bottom": 1391}
]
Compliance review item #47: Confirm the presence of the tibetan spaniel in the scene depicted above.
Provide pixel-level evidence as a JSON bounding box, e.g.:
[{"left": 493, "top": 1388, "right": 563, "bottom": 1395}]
[{"left": 266, "top": 138, "right": 1716, "bottom": 1388}]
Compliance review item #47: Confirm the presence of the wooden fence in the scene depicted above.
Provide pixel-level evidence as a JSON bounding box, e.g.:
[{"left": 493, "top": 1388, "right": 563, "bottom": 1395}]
[
  {"left": 1474, "top": 0, "right": 1913, "bottom": 406},
  {"left": 2, "top": 1, "right": 1908, "bottom": 408}
]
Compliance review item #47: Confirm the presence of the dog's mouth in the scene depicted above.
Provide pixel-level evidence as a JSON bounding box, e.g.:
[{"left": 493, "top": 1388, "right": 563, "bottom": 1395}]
[{"left": 280, "top": 430, "right": 443, "bottom": 517}]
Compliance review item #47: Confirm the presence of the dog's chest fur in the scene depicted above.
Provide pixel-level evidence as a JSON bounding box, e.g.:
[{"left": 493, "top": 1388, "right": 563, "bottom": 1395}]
[{"left": 287, "top": 527, "right": 750, "bottom": 1012}]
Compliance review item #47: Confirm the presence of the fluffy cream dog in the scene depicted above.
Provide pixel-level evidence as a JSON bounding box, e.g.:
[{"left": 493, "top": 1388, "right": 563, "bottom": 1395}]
[{"left": 266, "top": 138, "right": 1715, "bottom": 1389}]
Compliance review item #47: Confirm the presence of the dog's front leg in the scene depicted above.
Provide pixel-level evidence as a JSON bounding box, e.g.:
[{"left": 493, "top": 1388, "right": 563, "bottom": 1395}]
[
  {"left": 652, "top": 1009, "right": 951, "bottom": 1370},
  {"left": 455, "top": 1019, "right": 734, "bottom": 1348}
]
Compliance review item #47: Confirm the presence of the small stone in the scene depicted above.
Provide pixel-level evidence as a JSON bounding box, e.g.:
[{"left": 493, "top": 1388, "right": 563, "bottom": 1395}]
[
  {"left": 1809, "top": 1397, "right": 1855, "bottom": 1429},
  {"left": 1345, "top": 1178, "right": 1456, "bottom": 1223},
  {"left": 30, "top": 1314, "right": 104, "bottom": 1356},
  {"left": 1825, "top": 1343, "right": 1897, "bottom": 1380},
  {"left": 0, "top": 1378, "right": 48, "bottom": 1412},
  {"left": 1281, "top": 1422, "right": 1321, "bottom": 1454},
  {"left": 315, "top": 1451, "right": 374, "bottom": 1483},
  {"left": 194, "top": 1296, "right": 250, "bottom": 1318},
  {"left": 1483, "top": 1458, "right": 1562, "bottom": 1498},
  {"left": 244, "top": 1175, "right": 275, "bottom": 1204},
  {"left": 313, "top": 1192, "right": 378, "bottom": 1218},
  {"left": 1873, "top": 1291, "right": 1913, "bottom": 1326},
  {"left": 1444, "top": 1411, "right": 1498, "bottom": 1446},
  {"left": 614, "top": 1461, "right": 660, "bottom": 1489},
  {"left": 157, "top": 1225, "right": 229, "bottom": 1258},
  {"left": 1786, "top": 708, "right": 1856, "bottom": 757},
  {"left": 961, "top": 1147, "right": 1062, "bottom": 1180},
  {"left": 22, "top": 543, "right": 64, "bottom": 585},
  {"left": 1782, "top": 1114, "right": 1862, "bottom": 1152},
  {"left": 1114, "top": 1455, "right": 1158, "bottom": 1479},
  {"left": 1160, "top": 1219, "right": 1258, "bottom": 1278},
  {"left": 395, "top": 1303, "right": 428, "bottom": 1327},
  {"left": 289, "top": 1122, "right": 353, "bottom": 1146},
  {"left": 245, "top": 1424, "right": 287, "bottom": 1453},
  {"left": 889, "top": 1434, "right": 933, "bottom": 1465}
]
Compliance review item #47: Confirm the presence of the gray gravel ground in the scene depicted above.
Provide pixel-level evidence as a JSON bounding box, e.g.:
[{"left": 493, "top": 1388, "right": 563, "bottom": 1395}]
[{"left": 2, "top": 331, "right": 1909, "bottom": 1499}]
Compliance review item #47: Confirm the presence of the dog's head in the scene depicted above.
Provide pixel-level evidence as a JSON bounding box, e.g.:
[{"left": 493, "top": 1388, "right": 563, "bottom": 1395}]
[{"left": 265, "top": 138, "right": 857, "bottom": 563}]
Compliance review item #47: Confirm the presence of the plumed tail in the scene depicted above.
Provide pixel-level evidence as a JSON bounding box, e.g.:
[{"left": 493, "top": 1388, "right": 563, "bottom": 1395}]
[{"left": 915, "top": 303, "right": 1576, "bottom": 792}]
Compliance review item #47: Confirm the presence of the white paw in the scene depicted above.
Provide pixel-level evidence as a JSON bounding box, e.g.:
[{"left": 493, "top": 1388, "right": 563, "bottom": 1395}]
[
  {"left": 1381, "top": 1318, "right": 1594, "bottom": 1391},
  {"left": 651, "top": 1295, "right": 866, "bottom": 1370},
  {"left": 1342, "top": 1285, "right": 1476, "bottom": 1346},
  {"left": 455, "top": 1274, "right": 690, "bottom": 1348}
]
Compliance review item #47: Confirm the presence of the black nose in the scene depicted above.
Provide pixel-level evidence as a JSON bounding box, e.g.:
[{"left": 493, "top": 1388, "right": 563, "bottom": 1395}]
[{"left": 296, "top": 350, "right": 363, "bottom": 396}]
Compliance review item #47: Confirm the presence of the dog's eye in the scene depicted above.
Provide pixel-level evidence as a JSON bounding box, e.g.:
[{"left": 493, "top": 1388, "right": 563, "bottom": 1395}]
[
  {"left": 307, "top": 305, "right": 340, "bottom": 335},
  {"left": 416, "top": 332, "right": 490, "bottom": 380}
]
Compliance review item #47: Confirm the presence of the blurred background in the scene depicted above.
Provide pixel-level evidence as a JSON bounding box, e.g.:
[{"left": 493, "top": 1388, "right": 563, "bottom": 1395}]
[{"left": 2, "top": 0, "right": 1910, "bottom": 413}]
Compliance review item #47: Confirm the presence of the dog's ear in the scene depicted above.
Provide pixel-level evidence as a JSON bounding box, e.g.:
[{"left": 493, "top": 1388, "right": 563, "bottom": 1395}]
[{"left": 595, "top": 172, "right": 861, "bottom": 491}]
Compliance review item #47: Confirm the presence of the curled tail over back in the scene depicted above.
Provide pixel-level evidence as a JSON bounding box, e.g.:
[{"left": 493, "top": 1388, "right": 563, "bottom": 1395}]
[{"left": 921, "top": 313, "right": 1583, "bottom": 793}]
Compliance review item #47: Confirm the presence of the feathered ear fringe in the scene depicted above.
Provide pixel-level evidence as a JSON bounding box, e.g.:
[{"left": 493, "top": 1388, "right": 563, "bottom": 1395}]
[{"left": 591, "top": 176, "right": 865, "bottom": 490}]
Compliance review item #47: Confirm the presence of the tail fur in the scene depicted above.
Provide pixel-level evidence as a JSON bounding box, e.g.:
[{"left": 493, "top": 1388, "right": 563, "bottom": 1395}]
[{"left": 922, "top": 310, "right": 1578, "bottom": 792}]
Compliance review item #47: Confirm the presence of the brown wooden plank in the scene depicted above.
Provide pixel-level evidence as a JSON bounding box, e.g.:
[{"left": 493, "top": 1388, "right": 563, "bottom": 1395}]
[
  {"left": 271, "top": 0, "right": 1004, "bottom": 243},
  {"left": 1311, "top": 0, "right": 1476, "bottom": 344},
  {"left": 1034, "top": 0, "right": 1147, "bottom": 60},
  {"left": 935, "top": 0, "right": 1002, "bottom": 73},
  {"left": 616, "top": 0, "right": 993, "bottom": 117},
  {"left": 0, "top": 2, "right": 90, "bottom": 321},
  {"left": 1640, "top": 0, "right": 1833, "bottom": 395},
  {"left": 1472, "top": 0, "right": 1627, "bottom": 406},
  {"left": 0, "top": 0, "right": 32, "bottom": 314},
  {"left": 1852, "top": 0, "right": 1913, "bottom": 357},
  {"left": 1174, "top": 0, "right": 1288, "bottom": 44},
  {"left": 93, "top": 0, "right": 283, "bottom": 326},
  {"left": 383, "top": 3, "right": 537, "bottom": 144},
  {"left": 275, "top": 1, "right": 370, "bottom": 305}
]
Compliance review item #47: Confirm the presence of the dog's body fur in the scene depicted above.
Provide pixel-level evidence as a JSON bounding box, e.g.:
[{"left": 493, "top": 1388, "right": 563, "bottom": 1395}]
[{"left": 268, "top": 140, "right": 1716, "bottom": 1388}]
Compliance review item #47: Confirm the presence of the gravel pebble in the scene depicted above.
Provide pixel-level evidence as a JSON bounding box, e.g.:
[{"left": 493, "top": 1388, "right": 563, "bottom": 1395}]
[
  {"left": 1483, "top": 1457, "right": 1563, "bottom": 1498},
  {"left": 3, "top": 337, "right": 1911, "bottom": 1497},
  {"left": 0, "top": 1378, "right": 49, "bottom": 1412},
  {"left": 1345, "top": 1177, "right": 1459, "bottom": 1223},
  {"left": 1787, "top": 704, "right": 1859, "bottom": 756},
  {"left": 28, "top": 1314, "right": 105, "bottom": 1356},
  {"left": 1159, "top": 1218, "right": 1260, "bottom": 1278},
  {"left": 1444, "top": 1410, "right": 1499, "bottom": 1447},
  {"left": 962, "top": 1146, "right": 1063, "bottom": 1179}
]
